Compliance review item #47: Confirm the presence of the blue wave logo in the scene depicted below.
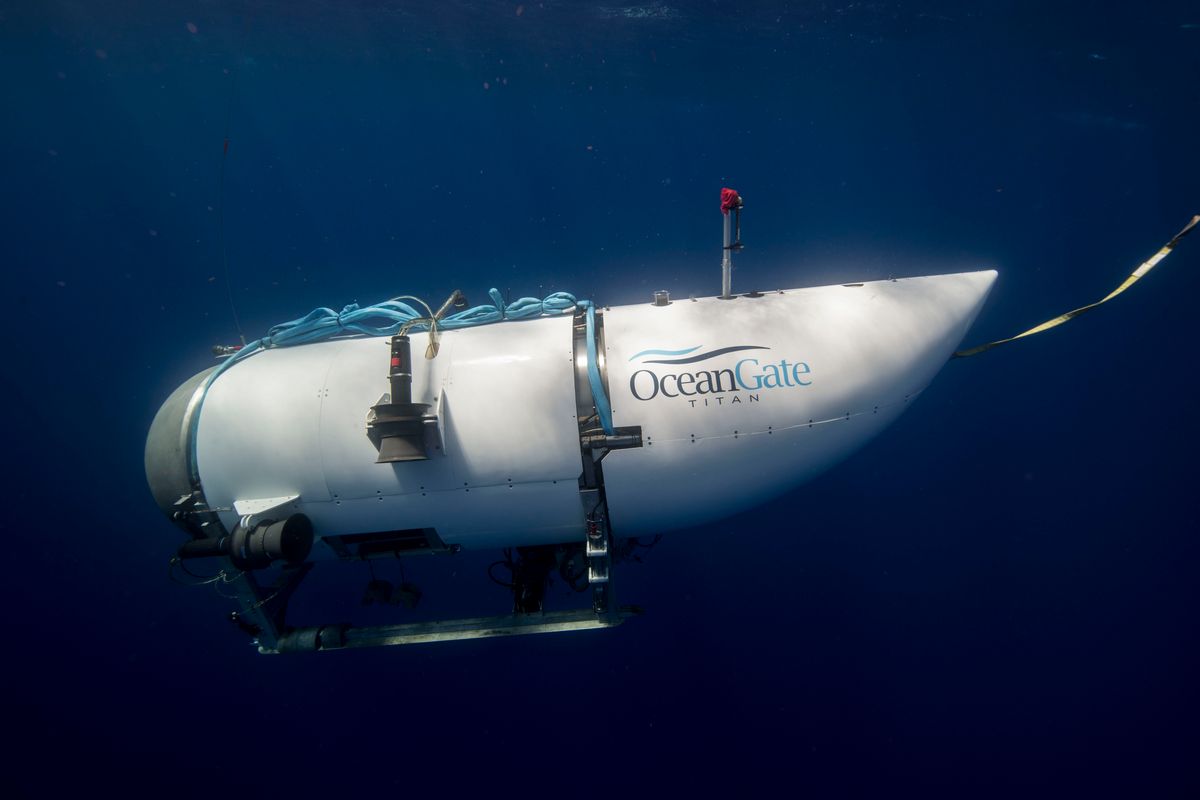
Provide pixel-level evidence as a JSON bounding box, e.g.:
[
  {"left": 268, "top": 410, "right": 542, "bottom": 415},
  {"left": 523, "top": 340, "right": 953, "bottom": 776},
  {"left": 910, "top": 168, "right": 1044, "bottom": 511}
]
[{"left": 628, "top": 344, "right": 769, "bottom": 365}]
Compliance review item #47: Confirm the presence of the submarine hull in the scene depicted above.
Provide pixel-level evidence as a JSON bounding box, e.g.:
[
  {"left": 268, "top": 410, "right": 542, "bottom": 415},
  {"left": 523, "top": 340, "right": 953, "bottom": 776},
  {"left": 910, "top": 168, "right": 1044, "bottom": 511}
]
[{"left": 146, "top": 270, "right": 996, "bottom": 554}]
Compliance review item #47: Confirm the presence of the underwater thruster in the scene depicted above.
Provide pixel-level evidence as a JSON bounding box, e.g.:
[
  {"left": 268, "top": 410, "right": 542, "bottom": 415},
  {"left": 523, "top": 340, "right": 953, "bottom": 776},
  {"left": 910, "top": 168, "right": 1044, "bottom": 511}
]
[
  {"left": 144, "top": 189, "right": 997, "bottom": 652},
  {"left": 176, "top": 514, "right": 314, "bottom": 570}
]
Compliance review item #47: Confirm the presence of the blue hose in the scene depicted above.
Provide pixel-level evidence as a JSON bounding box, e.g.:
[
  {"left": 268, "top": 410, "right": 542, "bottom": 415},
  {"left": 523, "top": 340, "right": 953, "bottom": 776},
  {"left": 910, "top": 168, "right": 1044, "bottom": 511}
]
[
  {"left": 252, "top": 288, "right": 580, "bottom": 349},
  {"left": 581, "top": 301, "right": 615, "bottom": 435}
]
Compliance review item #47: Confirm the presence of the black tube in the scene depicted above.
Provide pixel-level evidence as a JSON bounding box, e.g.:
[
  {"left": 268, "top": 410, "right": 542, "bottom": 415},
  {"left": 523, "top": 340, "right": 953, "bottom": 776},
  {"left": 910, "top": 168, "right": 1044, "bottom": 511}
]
[
  {"left": 177, "top": 535, "right": 230, "bottom": 559},
  {"left": 388, "top": 334, "right": 413, "bottom": 406},
  {"left": 176, "top": 514, "right": 314, "bottom": 569}
]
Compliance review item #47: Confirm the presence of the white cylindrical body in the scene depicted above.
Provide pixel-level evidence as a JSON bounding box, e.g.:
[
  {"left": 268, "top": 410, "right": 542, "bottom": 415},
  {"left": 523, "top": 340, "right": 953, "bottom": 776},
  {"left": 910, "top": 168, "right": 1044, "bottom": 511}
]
[
  {"left": 150, "top": 270, "right": 996, "bottom": 556},
  {"left": 193, "top": 315, "right": 585, "bottom": 550}
]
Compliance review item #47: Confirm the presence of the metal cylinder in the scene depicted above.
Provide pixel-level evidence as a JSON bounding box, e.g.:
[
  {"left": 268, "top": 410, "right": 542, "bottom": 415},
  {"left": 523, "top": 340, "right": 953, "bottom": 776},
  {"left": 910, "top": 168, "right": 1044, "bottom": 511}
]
[
  {"left": 176, "top": 535, "right": 231, "bottom": 560},
  {"left": 721, "top": 213, "right": 733, "bottom": 299},
  {"left": 176, "top": 514, "right": 314, "bottom": 570},
  {"left": 388, "top": 334, "right": 414, "bottom": 405},
  {"left": 244, "top": 515, "right": 314, "bottom": 567}
]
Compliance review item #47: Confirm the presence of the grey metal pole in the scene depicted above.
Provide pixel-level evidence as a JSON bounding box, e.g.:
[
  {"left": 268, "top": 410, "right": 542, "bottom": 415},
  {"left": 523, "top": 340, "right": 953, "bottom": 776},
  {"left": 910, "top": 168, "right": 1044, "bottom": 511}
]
[{"left": 721, "top": 212, "right": 733, "bottom": 299}]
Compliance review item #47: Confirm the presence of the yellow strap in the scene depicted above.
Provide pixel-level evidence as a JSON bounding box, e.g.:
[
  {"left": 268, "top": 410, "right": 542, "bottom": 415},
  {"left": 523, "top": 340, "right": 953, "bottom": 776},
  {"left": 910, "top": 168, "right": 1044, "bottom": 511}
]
[{"left": 954, "top": 215, "right": 1199, "bottom": 358}]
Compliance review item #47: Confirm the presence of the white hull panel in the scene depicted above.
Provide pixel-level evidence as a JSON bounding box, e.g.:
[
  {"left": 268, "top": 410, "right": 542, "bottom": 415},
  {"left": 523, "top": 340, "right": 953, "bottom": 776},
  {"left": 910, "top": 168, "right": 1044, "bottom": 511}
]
[{"left": 601, "top": 271, "right": 996, "bottom": 534}]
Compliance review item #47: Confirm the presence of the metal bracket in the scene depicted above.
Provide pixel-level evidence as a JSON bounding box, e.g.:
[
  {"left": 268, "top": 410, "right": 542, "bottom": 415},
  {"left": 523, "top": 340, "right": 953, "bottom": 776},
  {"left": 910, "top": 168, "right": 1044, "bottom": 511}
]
[
  {"left": 233, "top": 494, "right": 300, "bottom": 517},
  {"left": 266, "top": 606, "right": 641, "bottom": 652},
  {"left": 224, "top": 560, "right": 314, "bottom": 652},
  {"left": 586, "top": 519, "right": 610, "bottom": 585}
]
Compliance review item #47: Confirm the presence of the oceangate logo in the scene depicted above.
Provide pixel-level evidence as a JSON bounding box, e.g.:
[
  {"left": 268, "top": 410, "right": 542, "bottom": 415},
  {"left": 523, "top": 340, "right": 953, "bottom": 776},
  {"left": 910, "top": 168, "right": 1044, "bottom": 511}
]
[{"left": 627, "top": 345, "right": 812, "bottom": 407}]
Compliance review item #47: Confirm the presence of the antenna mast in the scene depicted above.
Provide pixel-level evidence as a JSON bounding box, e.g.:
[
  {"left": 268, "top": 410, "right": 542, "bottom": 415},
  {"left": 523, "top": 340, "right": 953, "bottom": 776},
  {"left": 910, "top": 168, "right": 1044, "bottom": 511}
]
[{"left": 720, "top": 187, "right": 744, "bottom": 299}]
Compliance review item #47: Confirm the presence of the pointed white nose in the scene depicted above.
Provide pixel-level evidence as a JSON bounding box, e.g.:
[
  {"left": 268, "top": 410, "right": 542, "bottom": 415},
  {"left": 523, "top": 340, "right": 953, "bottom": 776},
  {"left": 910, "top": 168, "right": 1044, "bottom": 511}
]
[
  {"left": 599, "top": 270, "right": 998, "bottom": 535},
  {"left": 828, "top": 269, "right": 997, "bottom": 402}
]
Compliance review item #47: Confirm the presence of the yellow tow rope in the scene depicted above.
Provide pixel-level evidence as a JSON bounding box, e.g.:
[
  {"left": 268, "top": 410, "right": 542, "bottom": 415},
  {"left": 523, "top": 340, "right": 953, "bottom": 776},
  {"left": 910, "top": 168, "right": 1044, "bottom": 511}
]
[{"left": 954, "top": 214, "right": 1199, "bottom": 358}]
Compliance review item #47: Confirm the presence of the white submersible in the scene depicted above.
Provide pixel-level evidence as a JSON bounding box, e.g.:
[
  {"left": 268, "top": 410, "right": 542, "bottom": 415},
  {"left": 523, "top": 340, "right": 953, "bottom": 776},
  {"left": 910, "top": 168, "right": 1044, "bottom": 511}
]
[{"left": 146, "top": 188, "right": 996, "bottom": 652}]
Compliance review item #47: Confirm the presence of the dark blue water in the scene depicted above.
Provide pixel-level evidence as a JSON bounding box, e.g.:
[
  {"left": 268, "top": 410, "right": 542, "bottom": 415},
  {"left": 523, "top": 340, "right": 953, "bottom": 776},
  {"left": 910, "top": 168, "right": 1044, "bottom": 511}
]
[{"left": 4, "top": 2, "right": 1198, "bottom": 795}]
